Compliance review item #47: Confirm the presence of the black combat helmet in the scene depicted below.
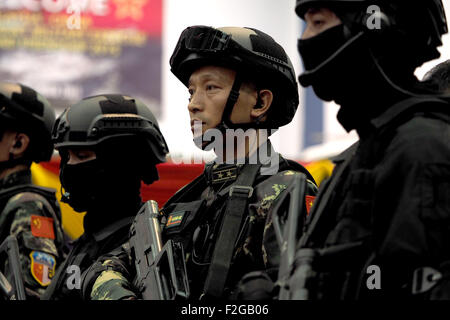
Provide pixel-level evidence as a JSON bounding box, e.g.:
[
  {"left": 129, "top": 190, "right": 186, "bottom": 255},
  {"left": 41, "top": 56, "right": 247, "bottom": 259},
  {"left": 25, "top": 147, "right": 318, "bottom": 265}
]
[
  {"left": 170, "top": 26, "right": 299, "bottom": 130},
  {"left": 295, "top": 0, "right": 448, "bottom": 87},
  {"left": 52, "top": 94, "right": 169, "bottom": 184},
  {"left": 0, "top": 82, "right": 55, "bottom": 162}
]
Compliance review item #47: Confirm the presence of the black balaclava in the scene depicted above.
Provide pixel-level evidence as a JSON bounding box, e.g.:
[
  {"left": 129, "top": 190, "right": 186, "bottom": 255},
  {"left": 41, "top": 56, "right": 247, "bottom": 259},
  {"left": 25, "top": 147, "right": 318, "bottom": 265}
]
[
  {"left": 59, "top": 144, "right": 142, "bottom": 234},
  {"left": 297, "top": 6, "right": 435, "bottom": 134}
]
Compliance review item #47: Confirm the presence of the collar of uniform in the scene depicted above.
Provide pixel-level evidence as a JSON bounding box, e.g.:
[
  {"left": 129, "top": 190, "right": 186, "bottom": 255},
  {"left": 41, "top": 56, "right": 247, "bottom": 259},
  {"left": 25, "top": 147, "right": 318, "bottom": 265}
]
[
  {"left": 207, "top": 139, "right": 277, "bottom": 168},
  {"left": 0, "top": 169, "right": 32, "bottom": 189},
  {"left": 92, "top": 216, "right": 134, "bottom": 242},
  {"left": 204, "top": 140, "right": 281, "bottom": 185}
]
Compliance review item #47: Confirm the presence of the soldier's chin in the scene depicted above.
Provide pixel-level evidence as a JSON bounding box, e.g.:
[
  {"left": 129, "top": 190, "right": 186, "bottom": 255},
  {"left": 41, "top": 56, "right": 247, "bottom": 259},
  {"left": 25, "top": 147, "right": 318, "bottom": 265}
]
[{"left": 193, "top": 135, "right": 214, "bottom": 151}]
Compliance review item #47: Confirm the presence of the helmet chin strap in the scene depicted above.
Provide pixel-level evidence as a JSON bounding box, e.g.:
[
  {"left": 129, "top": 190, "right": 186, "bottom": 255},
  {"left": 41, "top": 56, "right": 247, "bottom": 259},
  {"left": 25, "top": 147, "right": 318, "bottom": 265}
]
[
  {"left": 218, "top": 72, "right": 244, "bottom": 131},
  {"left": 198, "top": 73, "right": 269, "bottom": 150},
  {"left": 196, "top": 73, "right": 242, "bottom": 150}
]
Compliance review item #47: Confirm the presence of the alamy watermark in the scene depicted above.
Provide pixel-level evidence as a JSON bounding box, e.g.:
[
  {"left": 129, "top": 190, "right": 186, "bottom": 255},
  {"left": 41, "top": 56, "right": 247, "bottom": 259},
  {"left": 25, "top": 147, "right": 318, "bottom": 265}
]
[
  {"left": 66, "top": 0, "right": 82, "bottom": 30},
  {"left": 66, "top": 265, "right": 81, "bottom": 290},
  {"left": 366, "top": 5, "right": 384, "bottom": 30},
  {"left": 170, "top": 120, "right": 280, "bottom": 175},
  {"left": 366, "top": 264, "right": 381, "bottom": 290},
  {"left": 64, "top": 263, "right": 382, "bottom": 291},
  {"left": 66, "top": 0, "right": 109, "bottom": 30}
]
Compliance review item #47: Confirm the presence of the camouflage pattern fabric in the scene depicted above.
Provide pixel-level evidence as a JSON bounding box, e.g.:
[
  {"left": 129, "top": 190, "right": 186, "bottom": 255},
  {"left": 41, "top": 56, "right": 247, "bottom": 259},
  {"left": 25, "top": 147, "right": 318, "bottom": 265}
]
[
  {"left": 85, "top": 156, "right": 318, "bottom": 300},
  {"left": 0, "top": 170, "right": 64, "bottom": 299},
  {"left": 87, "top": 244, "right": 136, "bottom": 300}
]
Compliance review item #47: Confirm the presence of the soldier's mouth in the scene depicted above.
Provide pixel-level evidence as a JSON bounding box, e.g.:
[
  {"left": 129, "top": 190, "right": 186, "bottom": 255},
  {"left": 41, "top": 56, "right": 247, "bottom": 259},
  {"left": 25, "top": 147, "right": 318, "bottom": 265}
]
[{"left": 191, "top": 119, "right": 205, "bottom": 133}]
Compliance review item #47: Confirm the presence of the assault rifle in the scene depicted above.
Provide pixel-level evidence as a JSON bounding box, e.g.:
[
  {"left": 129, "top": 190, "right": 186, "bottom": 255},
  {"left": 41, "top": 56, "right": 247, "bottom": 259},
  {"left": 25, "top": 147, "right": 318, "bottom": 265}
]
[
  {"left": 274, "top": 171, "right": 367, "bottom": 300},
  {"left": 273, "top": 173, "right": 307, "bottom": 300},
  {"left": 0, "top": 235, "right": 26, "bottom": 300},
  {"left": 129, "top": 200, "right": 190, "bottom": 300}
]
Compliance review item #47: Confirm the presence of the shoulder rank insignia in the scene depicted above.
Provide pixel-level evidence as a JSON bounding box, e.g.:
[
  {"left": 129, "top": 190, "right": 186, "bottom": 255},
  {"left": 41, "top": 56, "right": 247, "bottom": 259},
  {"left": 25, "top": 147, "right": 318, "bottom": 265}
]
[
  {"left": 212, "top": 166, "right": 238, "bottom": 185},
  {"left": 305, "top": 195, "right": 316, "bottom": 216},
  {"left": 166, "top": 211, "right": 185, "bottom": 229},
  {"left": 30, "top": 215, "right": 55, "bottom": 239},
  {"left": 30, "top": 251, "right": 56, "bottom": 286}
]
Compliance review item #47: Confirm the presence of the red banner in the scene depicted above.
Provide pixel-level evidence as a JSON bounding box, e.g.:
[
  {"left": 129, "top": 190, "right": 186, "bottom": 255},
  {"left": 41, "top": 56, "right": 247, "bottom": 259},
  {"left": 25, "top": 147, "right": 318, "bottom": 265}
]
[{"left": 0, "top": 0, "right": 163, "bottom": 117}]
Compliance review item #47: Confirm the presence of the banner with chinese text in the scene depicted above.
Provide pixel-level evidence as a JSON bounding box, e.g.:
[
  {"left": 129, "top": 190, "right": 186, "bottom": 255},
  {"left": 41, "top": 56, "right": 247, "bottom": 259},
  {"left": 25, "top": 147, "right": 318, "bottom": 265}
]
[{"left": 0, "top": 0, "right": 163, "bottom": 115}]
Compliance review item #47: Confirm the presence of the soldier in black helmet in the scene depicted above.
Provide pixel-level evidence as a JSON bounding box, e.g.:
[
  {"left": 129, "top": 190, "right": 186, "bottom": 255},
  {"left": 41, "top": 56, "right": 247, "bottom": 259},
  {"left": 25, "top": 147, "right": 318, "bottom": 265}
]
[
  {"left": 287, "top": 0, "right": 450, "bottom": 299},
  {"left": 85, "top": 26, "right": 317, "bottom": 300},
  {"left": 0, "top": 82, "right": 65, "bottom": 299},
  {"left": 41, "top": 94, "right": 168, "bottom": 300}
]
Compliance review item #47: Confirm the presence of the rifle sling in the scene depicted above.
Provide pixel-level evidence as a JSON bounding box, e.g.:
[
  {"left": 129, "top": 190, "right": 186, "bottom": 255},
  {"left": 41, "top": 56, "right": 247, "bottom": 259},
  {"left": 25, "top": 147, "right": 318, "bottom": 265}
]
[{"left": 202, "top": 164, "right": 261, "bottom": 298}]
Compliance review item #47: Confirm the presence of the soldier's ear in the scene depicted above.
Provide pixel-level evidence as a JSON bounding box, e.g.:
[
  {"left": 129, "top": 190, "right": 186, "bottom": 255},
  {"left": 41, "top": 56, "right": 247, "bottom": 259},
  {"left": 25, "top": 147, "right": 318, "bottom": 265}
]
[
  {"left": 251, "top": 89, "right": 273, "bottom": 120},
  {"left": 10, "top": 133, "right": 30, "bottom": 157}
]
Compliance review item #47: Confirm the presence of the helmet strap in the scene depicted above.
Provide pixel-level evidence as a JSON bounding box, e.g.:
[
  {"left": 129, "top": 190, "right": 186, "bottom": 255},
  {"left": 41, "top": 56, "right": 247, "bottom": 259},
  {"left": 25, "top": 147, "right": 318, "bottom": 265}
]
[
  {"left": 198, "top": 73, "right": 243, "bottom": 150},
  {"left": 220, "top": 74, "right": 268, "bottom": 130},
  {"left": 221, "top": 72, "right": 243, "bottom": 129}
]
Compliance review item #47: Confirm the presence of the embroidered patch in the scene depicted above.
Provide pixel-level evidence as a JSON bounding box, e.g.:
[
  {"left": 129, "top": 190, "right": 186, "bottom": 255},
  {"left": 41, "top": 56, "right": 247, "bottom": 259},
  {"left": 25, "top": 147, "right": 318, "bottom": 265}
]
[
  {"left": 30, "top": 215, "right": 55, "bottom": 239},
  {"left": 212, "top": 167, "right": 237, "bottom": 184},
  {"left": 305, "top": 195, "right": 316, "bottom": 216},
  {"left": 165, "top": 211, "right": 185, "bottom": 229},
  {"left": 30, "top": 251, "right": 56, "bottom": 286}
]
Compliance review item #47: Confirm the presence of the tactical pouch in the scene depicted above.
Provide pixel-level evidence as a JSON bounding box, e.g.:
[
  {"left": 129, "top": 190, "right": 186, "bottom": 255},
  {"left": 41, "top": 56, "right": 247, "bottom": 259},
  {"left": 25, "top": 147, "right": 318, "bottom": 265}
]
[{"left": 161, "top": 199, "right": 207, "bottom": 249}]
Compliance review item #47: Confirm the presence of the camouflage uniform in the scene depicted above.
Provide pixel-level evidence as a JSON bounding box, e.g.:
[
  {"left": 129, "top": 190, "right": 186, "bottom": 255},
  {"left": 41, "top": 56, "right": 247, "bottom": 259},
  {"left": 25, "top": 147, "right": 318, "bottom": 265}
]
[
  {"left": 83, "top": 151, "right": 318, "bottom": 300},
  {"left": 0, "top": 169, "right": 65, "bottom": 299},
  {"left": 41, "top": 213, "right": 137, "bottom": 300}
]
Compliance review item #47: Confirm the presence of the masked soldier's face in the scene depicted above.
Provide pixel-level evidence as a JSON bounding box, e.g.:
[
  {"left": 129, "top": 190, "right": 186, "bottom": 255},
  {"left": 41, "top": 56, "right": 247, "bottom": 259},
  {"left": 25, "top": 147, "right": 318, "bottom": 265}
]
[
  {"left": 59, "top": 148, "right": 98, "bottom": 212},
  {"left": 66, "top": 149, "right": 97, "bottom": 165},
  {"left": 187, "top": 65, "right": 258, "bottom": 138},
  {"left": 302, "top": 7, "right": 342, "bottom": 39}
]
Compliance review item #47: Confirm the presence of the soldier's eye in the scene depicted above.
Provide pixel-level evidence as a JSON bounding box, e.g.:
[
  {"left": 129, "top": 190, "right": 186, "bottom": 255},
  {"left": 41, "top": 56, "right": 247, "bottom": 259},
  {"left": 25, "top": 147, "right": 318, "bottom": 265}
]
[
  {"left": 188, "top": 88, "right": 194, "bottom": 102},
  {"left": 313, "top": 19, "right": 325, "bottom": 27},
  {"left": 206, "top": 84, "right": 218, "bottom": 91},
  {"left": 77, "top": 152, "right": 91, "bottom": 159},
  {"left": 73, "top": 150, "right": 96, "bottom": 161}
]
